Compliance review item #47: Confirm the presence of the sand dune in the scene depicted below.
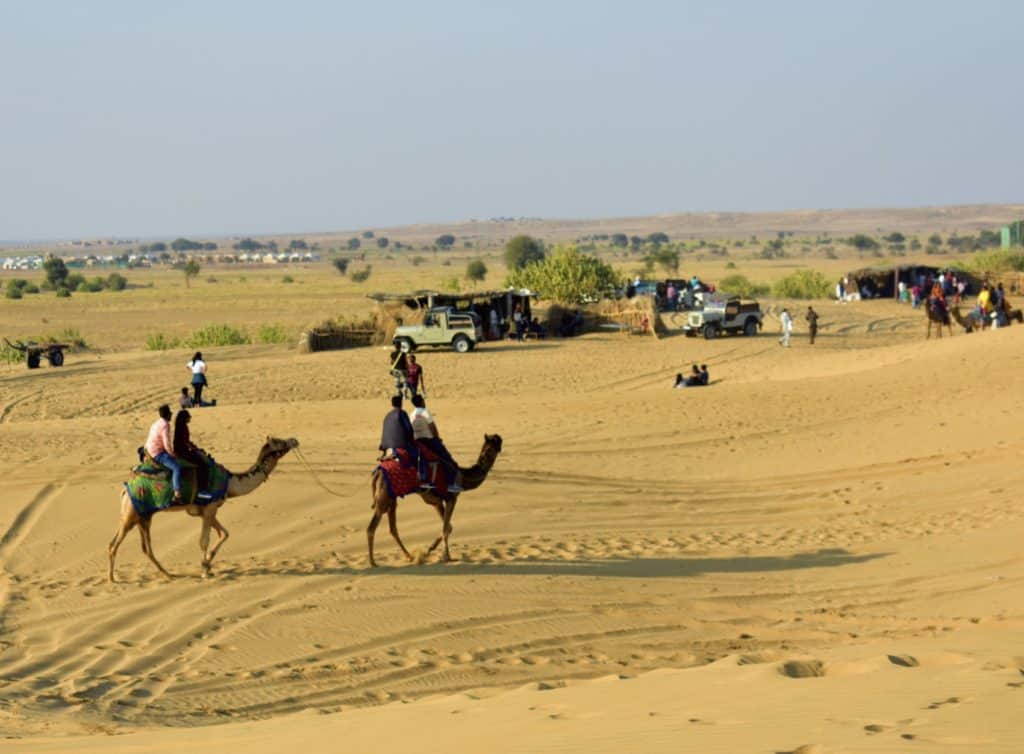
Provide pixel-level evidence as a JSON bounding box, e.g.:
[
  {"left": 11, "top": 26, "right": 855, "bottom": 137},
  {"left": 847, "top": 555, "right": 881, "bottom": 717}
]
[{"left": 1, "top": 298, "right": 1023, "bottom": 752}]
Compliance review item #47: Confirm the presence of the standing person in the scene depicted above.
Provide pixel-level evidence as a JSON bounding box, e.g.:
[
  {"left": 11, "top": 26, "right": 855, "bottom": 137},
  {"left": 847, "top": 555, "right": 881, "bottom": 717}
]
[
  {"left": 389, "top": 345, "right": 408, "bottom": 396},
  {"left": 187, "top": 352, "right": 207, "bottom": 407},
  {"left": 779, "top": 308, "right": 793, "bottom": 347},
  {"left": 513, "top": 304, "right": 525, "bottom": 342},
  {"left": 805, "top": 306, "right": 819, "bottom": 345},
  {"left": 410, "top": 394, "right": 463, "bottom": 492},
  {"left": 405, "top": 354, "right": 425, "bottom": 399},
  {"left": 145, "top": 405, "right": 181, "bottom": 503},
  {"left": 489, "top": 308, "right": 501, "bottom": 340}
]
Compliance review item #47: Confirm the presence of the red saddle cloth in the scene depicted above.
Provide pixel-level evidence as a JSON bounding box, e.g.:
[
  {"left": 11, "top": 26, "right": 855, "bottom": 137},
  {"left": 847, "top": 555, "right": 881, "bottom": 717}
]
[{"left": 376, "top": 446, "right": 452, "bottom": 499}]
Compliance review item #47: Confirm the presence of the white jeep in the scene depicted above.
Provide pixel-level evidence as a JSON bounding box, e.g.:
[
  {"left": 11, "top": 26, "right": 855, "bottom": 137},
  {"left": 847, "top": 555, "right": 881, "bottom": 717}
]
[
  {"left": 393, "top": 307, "right": 483, "bottom": 353},
  {"left": 683, "top": 297, "right": 763, "bottom": 339}
]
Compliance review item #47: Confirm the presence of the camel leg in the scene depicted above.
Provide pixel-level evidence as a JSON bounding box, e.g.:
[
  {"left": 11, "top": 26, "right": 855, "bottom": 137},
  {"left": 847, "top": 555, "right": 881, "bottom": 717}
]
[
  {"left": 367, "top": 509, "right": 383, "bottom": 567},
  {"left": 426, "top": 500, "right": 445, "bottom": 555},
  {"left": 107, "top": 516, "right": 136, "bottom": 583},
  {"left": 387, "top": 506, "right": 414, "bottom": 563},
  {"left": 440, "top": 497, "right": 458, "bottom": 563},
  {"left": 137, "top": 517, "right": 173, "bottom": 579},
  {"left": 202, "top": 516, "right": 230, "bottom": 576}
]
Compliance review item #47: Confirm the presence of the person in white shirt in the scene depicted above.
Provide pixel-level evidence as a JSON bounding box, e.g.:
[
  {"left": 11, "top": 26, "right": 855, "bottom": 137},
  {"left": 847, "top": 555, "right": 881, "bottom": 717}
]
[
  {"left": 410, "top": 395, "right": 463, "bottom": 492},
  {"left": 779, "top": 309, "right": 793, "bottom": 347},
  {"left": 187, "top": 352, "right": 208, "bottom": 406}
]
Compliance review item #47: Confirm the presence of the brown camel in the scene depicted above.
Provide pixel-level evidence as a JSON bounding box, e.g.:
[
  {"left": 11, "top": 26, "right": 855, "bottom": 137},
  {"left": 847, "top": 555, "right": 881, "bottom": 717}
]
[
  {"left": 949, "top": 304, "right": 985, "bottom": 333},
  {"left": 368, "top": 434, "right": 503, "bottom": 567},
  {"left": 925, "top": 300, "right": 953, "bottom": 339},
  {"left": 108, "top": 436, "right": 298, "bottom": 582}
]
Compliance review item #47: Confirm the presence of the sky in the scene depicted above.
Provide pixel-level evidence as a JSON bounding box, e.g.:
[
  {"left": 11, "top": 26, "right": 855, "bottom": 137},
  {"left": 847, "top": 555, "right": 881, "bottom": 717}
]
[{"left": 1, "top": 1, "right": 1021, "bottom": 240}]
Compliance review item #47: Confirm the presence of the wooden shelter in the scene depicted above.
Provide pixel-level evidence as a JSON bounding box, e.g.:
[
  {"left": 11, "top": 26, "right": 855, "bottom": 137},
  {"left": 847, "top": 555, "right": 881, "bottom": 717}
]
[
  {"left": 846, "top": 265, "right": 982, "bottom": 299},
  {"left": 368, "top": 288, "right": 536, "bottom": 337}
]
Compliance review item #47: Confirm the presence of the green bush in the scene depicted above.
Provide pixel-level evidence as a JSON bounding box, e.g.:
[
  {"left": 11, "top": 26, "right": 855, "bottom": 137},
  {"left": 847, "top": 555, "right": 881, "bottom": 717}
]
[
  {"left": 145, "top": 332, "right": 181, "bottom": 351},
  {"left": 718, "top": 274, "right": 770, "bottom": 298},
  {"left": 106, "top": 273, "right": 127, "bottom": 291},
  {"left": 65, "top": 273, "right": 86, "bottom": 290},
  {"left": 5, "top": 283, "right": 23, "bottom": 299},
  {"left": 968, "top": 250, "right": 1024, "bottom": 275},
  {"left": 507, "top": 244, "right": 621, "bottom": 304},
  {"left": 21, "top": 282, "right": 40, "bottom": 294},
  {"left": 186, "top": 324, "right": 251, "bottom": 347},
  {"left": 771, "top": 269, "right": 832, "bottom": 299},
  {"left": 350, "top": 265, "right": 373, "bottom": 284},
  {"left": 465, "top": 259, "right": 488, "bottom": 281},
  {"left": 282, "top": 275, "right": 294, "bottom": 284},
  {"left": 55, "top": 287, "right": 71, "bottom": 298},
  {"left": 257, "top": 323, "right": 291, "bottom": 344}
]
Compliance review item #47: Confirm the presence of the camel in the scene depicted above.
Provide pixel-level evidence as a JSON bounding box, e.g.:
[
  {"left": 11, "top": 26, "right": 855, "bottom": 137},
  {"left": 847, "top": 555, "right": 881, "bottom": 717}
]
[
  {"left": 925, "top": 300, "right": 953, "bottom": 339},
  {"left": 108, "top": 436, "right": 298, "bottom": 582},
  {"left": 951, "top": 303, "right": 1023, "bottom": 333},
  {"left": 368, "top": 434, "right": 503, "bottom": 567}
]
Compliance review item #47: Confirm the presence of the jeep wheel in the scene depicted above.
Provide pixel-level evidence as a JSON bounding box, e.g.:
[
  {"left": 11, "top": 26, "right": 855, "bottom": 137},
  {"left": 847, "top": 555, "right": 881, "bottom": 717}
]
[
  {"left": 452, "top": 335, "right": 471, "bottom": 353},
  {"left": 743, "top": 319, "right": 758, "bottom": 337},
  {"left": 395, "top": 337, "right": 414, "bottom": 353},
  {"left": 48, "top": 349, "right": 64, "bottom": 367},
  {"left": 702, "top": 324, "right": 718, "bottom": 340}
]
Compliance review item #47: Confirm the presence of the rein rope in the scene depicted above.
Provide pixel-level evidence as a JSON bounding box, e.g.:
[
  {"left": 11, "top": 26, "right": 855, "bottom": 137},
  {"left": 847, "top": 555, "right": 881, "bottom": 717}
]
[{"left": 292, "top": 447, "right": 352, "bottom": 498}]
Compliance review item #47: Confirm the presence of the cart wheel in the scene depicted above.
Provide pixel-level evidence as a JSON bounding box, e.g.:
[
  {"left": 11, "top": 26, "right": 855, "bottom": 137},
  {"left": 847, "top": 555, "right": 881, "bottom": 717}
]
[
  {"left": 27, "top": 352, "right": 41, "bottom": 369},
  {"left": 49, "top": 349, "right": 64, "bottom": 367}
]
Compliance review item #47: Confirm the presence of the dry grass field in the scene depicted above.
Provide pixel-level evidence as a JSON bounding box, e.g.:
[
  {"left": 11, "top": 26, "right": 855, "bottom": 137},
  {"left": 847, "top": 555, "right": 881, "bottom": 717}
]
[{"left": 2, "top": 211, "right": 1023, "bottom": 753}]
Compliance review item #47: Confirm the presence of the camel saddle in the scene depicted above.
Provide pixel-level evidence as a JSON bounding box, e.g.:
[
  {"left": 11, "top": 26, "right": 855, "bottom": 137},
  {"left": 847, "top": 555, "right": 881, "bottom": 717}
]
[
  {"left": 124, "top": 449, "right": 230, "bottom": 517},
  {"left": 377, "top": 446, "right": 455, "bottom": 501}
]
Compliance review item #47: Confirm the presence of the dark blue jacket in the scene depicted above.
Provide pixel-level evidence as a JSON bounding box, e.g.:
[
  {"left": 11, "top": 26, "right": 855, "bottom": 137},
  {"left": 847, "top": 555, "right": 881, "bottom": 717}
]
[{"left": 380, "top": 408, "right": 415, "bottom": 454}]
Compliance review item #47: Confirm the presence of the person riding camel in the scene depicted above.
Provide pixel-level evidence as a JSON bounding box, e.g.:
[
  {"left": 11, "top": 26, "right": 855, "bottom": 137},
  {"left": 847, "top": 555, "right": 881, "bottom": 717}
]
[
  {"left": 173, "top": 409, "right": 209, "bottom": 492},
  {"left": 145, "top": 404, "right": 181, "bottom": 503},
  {"left": 410, "top": 394, "right": 463, "bottom": 492}
]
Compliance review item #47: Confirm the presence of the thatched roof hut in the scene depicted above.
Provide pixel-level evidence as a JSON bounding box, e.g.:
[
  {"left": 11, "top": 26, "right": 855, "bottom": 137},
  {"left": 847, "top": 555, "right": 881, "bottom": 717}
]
[{"left": 846, "top": 265, "right": 982, "bottom": 299}]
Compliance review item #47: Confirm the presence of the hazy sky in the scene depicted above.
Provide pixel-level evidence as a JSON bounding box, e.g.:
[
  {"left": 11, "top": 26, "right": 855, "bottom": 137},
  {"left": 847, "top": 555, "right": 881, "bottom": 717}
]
[{"left": 2, "top": 1, "right": 1021, "bottom": 240}]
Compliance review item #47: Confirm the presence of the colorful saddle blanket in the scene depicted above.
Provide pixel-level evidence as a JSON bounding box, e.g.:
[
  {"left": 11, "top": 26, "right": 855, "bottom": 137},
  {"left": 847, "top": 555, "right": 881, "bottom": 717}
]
[
  {"left": 124, "top": 453, "right": 230, "bottom": 517},
  {"left": 377, "top": 446, "right": 454, "bottom": 500}
]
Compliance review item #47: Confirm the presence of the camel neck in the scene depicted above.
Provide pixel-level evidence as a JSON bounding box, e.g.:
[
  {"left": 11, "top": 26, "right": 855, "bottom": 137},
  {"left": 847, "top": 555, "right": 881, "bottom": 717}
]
[{"left": 460, "top": 447, "right": 497, "bottom": 491}]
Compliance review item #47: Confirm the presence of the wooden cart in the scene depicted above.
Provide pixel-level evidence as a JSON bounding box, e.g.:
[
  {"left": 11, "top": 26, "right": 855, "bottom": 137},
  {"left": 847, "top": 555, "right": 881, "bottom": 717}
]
[{"left": 3, "top": 339, "right": 68, "bottom": 369}]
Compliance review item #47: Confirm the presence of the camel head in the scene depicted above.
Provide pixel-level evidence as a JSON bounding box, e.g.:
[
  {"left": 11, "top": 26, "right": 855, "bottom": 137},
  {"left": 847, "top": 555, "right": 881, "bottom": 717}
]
[
  {"left": 258, "top": 436, "right": 299, "bottom": 474},
  {"left": 484, "top": 434, "right": 503, "bottom": 453}
]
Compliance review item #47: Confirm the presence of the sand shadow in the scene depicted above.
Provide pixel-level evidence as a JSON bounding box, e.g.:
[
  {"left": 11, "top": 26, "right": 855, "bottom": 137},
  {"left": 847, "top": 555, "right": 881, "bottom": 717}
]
[{"left": 342, "top": 548, "right": 890, "bottom": 579}]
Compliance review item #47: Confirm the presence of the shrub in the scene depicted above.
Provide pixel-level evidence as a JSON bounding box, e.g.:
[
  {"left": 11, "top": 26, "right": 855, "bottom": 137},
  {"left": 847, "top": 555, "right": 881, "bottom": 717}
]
[
  {"left": 436, "top": 234, "right": 456, "bottom": 248},
  {"left": 1, "top": 340, "right": 21, "bottom": 366},
  {"left": 969, "top": 250, "right": 1024, "bottom": 275},
  {"left": 21, "top": 282, "right": 39, "bottom": 294},
  {"left": 185, "top": 324, "right": 251, "bottom": 347},
  {"left": 506, "top": 244, "right": 621, "bottom": 304},
  {"left": 333, "top": 258, "right": 349, "bottom": 275},
  {"left": 718, "top": 274, "right": 770, "bottom": 298},
  {"left": 65, "top": 273, "right": 85, "bottom": 290},
  {"left": 465, "top": 259, "right": 488, "bottom": 282},
  {"left": 350, "top": 266, "right": 373, "bottom": 284},
  {"left": 55, "top": 287, "right": 71, "bottom": 298},
  {"left": 55, "top": 328, "right": 87, "bottom": 349},
  {"left": 5, "top": 283, "right": 23, "bottom": 299},
  {"left": 504, "top": 235, "right": 545, "bottom": 270},
  {"left": 771, "top": 269, "right": 832, "bottom": 299},
  {"left": 145, "top": 332, "right": 181, "bottom": 351},
  {"left": 257, "top": 323, "right": 292, "bottom": 344},
  {"left": 411, "top": 256, "right": 426, "bottom": 266},
  {"left": 106, "top": 272, "right": 127, "bottom": 291},
  {"left": 282, "top": 275, "right": 294, "bottom": 283},
  {"left": 847, "top": 234, "right": 879, "bottom": 251},
  {"left": 725, "top": 261, "right": 736, "bottom": 269}
]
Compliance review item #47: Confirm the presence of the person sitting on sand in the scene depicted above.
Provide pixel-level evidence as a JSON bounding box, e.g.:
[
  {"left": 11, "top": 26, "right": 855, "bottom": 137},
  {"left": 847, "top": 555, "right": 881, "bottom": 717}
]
[
  {"left": 699, "top": 364, "right": 709, "bottom": 385},
  {"left": 673, "top": 372, "right": 685, "bottom": 388},
  {"left": 676, "top": 364, "right": 701, "bottom": 388},
  {"left": 179, "top": 387, "right": 194, "bottom": 409},
  {"left": 410, "top": 394, "right": 463, "bottom": 492},
  {"left": 144, "top": 405, "right": 181, "bottom": 503}
]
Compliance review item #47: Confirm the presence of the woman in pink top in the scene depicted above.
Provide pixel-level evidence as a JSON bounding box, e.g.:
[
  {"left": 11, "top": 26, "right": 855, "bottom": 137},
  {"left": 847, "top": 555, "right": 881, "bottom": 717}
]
[{"left": 145, "top": 404, "right": 182, "bottom": 501}]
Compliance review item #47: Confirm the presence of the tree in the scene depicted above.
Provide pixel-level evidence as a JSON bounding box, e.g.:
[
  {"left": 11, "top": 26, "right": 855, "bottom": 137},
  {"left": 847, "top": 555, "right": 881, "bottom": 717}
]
[
  {"left": 465, "top": 259, "right": 488, "bottom": 282},
  {"left": 183, "top": 259, "right": 201, "bottom": 288},
  {"left": 333, "top": 258, "right": 349, "bottom": 275},
  {"left": 610, "top": 233, "right": 628, "bottom": 247},
  {"left": 883, "top": 232, "right": 906, "bottom": 244},
  {"left": 436, "top": 234, "right": 456, "bottom": 248},
  {"left": 203, "top": 242, "right": 218, "bottom": 251},
  {"left": 150, "top": 242, "right": 167, "bottom": 252},
  {"left": 647, "top": 232, "right": 670, "bottom": 245},
  {"left": 42, "top": 256, "right": 69, "bottom": 289},
  {"left": 347, "top": 237, "right": 361, "bottom": 251},
  {"left": 504, "top": 235, "right": 545, "bottom": 270},
  {"left": 648, "top": 247, "right": 679, "bottom": 274},
  {"left": 171, "top": 237, "right": 202, "bottom": 252},
  {"left": 376, "top": 237, "right": 390, "bottom": 249},
  {"left": 506, "top": 245, "right": 621, "bottom": 304},
  {"left": 847, "top": 234, "right": 879, "bottom": 251},
  {"left": 288, "top": 239, "right": 308, "bottom": 250},
  {"left": 928, "top": 233, "right": 943, "bottom": 247},
  {"left": 362, "top": 231, "right": 375, "bottom": 239},
  {"left": 234, "top": 238, "right": 262, "bottom": 252}
]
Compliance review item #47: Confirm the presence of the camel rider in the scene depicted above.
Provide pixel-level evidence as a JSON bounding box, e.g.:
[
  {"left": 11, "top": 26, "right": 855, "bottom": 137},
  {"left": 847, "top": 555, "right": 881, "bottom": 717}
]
[
  {"left": 380, "top": 393, "right": 417, "bottom": 457},
  {"left": 145, "top": 404, "right": 182, "bottom": 503},
  {"left": 173, "top": 409, "right": 209, "bottom": 492},
  {"left": 410, "top": 394, "right": 463, "bottom": 492}
]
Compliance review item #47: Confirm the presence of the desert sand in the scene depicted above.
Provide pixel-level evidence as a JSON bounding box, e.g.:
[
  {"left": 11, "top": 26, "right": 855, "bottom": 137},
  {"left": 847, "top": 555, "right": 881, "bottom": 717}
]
[{"left": 1, "top": 293, "right": 1023, "bottom": 753}]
